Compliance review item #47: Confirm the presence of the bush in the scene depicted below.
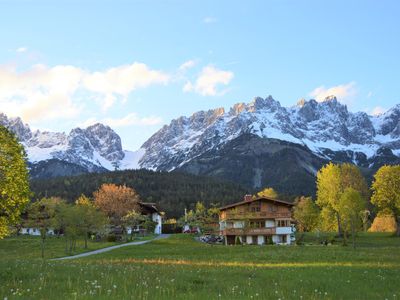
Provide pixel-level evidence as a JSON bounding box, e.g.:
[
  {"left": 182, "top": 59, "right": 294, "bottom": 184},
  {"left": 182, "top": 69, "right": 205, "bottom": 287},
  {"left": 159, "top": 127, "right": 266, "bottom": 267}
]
[
  {"left": 106, "top": 234, "right": 117, "bottom": 242},
  {"left": 369, "top": 214, "right": 397, "bottom": 233}
]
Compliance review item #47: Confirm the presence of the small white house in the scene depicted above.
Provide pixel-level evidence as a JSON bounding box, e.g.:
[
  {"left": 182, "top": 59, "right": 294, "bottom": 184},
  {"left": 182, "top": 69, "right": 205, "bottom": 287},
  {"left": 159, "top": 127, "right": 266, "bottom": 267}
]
[
  {"left": 126, "top": 202, "right": 162, "bottom": 235},
  {"left": 20, "top": 228, "right": 55, "bottom": 236}
]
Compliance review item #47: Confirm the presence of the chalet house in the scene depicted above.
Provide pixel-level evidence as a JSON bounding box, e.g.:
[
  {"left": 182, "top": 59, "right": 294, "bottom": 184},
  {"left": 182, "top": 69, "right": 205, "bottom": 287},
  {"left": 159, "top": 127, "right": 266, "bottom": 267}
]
[
  {"left": 21, "top": 202, "right": 162, "bottom": 236},
  {"left": 126, "top": 202, "right": 162, "bottom": 235},
  {"left": 219, "top": 195, "right": 295, "bottom": 245}
]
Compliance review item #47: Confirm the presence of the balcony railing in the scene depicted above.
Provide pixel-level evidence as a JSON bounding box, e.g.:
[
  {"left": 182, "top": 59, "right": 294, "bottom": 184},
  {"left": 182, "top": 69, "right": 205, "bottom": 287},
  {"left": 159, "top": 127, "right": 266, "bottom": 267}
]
[
  {"left": 221, "top": 211, "right": 292, "bottom": 220},
  {"left": 220, "top": 227, "right": 276, "bottom": 236}
]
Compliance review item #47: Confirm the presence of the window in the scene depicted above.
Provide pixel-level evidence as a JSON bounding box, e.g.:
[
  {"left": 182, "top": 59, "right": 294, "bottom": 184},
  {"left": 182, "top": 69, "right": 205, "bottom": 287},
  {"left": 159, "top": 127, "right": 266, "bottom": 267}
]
[
  {"left": 269, "top": 205, "right": 277, "bottom": 212},
  {"left": 277, "top": 220, "right": 290, "bottom": 227},
  {"left": 249, "top": 221, "right": 265, "bottom": 228},
  {"left": 249, "top": 201, "right": 261, "bottom": 212}
]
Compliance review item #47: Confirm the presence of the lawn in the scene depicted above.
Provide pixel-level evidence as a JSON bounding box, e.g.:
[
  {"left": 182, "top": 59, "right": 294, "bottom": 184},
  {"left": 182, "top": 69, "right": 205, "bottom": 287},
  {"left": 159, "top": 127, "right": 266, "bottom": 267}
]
[{"left": 0, "top": 233, "right": 399, "bottom": 299}]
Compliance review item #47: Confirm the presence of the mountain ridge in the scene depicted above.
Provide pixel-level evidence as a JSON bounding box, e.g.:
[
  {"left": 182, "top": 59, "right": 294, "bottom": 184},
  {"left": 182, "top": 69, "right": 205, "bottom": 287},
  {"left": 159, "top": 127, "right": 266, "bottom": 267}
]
[{"left": 1, "top": 95, "right": 400, "bottom": 194}]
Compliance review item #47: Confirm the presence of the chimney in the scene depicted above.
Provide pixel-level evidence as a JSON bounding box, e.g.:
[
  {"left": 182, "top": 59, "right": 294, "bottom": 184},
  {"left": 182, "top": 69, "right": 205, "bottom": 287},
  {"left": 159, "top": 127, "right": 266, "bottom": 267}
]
[{"left": 244, "top": 194, "right": 253, "bottom": 202}]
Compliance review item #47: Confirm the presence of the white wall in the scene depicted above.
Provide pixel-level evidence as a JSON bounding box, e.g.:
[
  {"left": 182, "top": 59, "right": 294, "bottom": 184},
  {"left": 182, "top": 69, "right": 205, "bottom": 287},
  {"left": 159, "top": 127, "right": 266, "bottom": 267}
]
[
  {"left": 276, "top": 227, "right": 292, "bottom": 234},
  {"left": 20, "top": 228, "right": 54, "bottom": 236},
  {"left": 257, "top": 235, "right": 264, "bottom": 245},
  {"left": 272, "top": 235, "right": 280, "bottom": 244},
  {"left": 152, "top": 213, "right": 162, "bottom": 234},
  {"left": 246, "top": 236, "right": 253, "bottom": 244},
  {"left": 265, "top": 220, "right": 275, "bottom": 228}
]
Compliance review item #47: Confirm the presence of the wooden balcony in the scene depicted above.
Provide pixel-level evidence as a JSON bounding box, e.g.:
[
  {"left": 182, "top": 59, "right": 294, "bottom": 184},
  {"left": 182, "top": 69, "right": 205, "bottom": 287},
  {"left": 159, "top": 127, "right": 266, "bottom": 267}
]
[
  {"left": 220, "top": 227, "right": 276, "bottom": 236},
  {"left": 220, "top": 211, "right": 292, "bottom": 221}
]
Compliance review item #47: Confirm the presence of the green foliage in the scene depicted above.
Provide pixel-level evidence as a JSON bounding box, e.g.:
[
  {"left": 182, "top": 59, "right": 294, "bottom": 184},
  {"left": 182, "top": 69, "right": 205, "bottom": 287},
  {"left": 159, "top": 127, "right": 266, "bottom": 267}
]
[
  {"left": 0, "top": 126, "right": 30, "bottom": 238},
  {"left": 178, "top": 202, "right": 219, "bottom": 233},
  {"left": 293, "top": 196, "right": 320, "bottom": 232},
  {"left": 25, "top": 197, "right": 61, "bottom": 258},
  {"left": 122, "top": 210, "right": 146, "bottom": 240},
  {"left": 30, "top": 169, "right": 248, "bottom": 218},
  {"left": 338, "top": 188, "right": 366, "bottom": 247},
  {"left": 371, "top": 165, "right": 400, "bottom": 235},
  {"left": 316, "top": 162, "right": 368, "bottom": 235},
  {"left": 255, "top": 187, "right": 278, "bottom": 199}
]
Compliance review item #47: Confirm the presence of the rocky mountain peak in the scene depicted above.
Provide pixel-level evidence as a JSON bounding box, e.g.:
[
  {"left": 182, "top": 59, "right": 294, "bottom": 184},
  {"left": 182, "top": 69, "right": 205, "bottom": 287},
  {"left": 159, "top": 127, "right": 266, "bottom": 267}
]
[
  {"left": 0, "top": 113, "right": 32, "bottom": 142},
  {"left": 247, "top": 95, "right": 281, "bottom": 112}
]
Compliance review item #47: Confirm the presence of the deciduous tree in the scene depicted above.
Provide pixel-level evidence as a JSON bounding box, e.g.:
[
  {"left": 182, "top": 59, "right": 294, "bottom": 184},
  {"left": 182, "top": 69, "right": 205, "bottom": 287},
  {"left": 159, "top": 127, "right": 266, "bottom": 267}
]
[
  {"left": 93, "top": 184, "right": 140, "bottom": 229},
  {"left": 0, "top": 126, "right": 30, "bottom": 238},
  {"left": 316, "top": 162, "right": 368, "bottom": 236},
  {"left": 26, "top": 197, "right": 60, "bottom": 258},
  {"left": 371, "top": 165, "right": 400, "bottom": 236},
  {"left": 75, "top": 195, "right": 107, "bottom": 248},
  {"left": 255, "top": 187, "right": 278, "bottom": 199},
  {"left": 293, "top": 196, "right": 320, "bottom": 232},
  {"left": 122, "top": 210, "right": 145, "bottom": 240},
  {"left": 338, "top": 188, "right": 365, "bottom": 248}
]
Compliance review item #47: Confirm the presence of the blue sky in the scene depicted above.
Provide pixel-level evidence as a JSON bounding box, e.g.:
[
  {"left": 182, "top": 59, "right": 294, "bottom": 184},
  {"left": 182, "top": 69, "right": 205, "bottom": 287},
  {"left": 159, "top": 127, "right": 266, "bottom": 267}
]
[{"left": 0, "top": 0, "right": 399, "bottom": 149}]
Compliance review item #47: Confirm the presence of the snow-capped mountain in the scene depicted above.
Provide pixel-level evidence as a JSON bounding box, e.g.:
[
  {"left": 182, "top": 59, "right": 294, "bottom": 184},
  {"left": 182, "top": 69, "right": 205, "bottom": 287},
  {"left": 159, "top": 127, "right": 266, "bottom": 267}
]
[
  {"left": 1, "top": 94, "right": 400, "bottom": 195},
  {"left": 138, "top": 95, "right": 400, "bottom": 171},
  {"left": 0, "top": 113, "right": 141, "bottom": 177}
]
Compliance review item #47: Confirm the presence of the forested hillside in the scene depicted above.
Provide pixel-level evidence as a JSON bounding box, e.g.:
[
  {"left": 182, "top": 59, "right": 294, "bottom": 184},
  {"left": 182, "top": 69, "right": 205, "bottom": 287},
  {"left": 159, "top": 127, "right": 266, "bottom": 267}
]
[{"left": 30, "top": 169, "right": 249, "bottom": 218}]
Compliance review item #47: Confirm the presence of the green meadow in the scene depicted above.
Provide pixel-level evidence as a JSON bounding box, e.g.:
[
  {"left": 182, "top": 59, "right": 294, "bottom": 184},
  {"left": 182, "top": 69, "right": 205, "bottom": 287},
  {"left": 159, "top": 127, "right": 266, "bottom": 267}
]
[{"left": 1, "top": 233, "right": 399, "bottom": 299}]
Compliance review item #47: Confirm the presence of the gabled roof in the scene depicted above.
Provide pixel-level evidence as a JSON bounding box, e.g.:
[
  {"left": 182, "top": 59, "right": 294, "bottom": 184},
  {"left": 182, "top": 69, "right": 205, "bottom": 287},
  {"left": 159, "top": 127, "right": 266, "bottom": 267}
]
[
  {"left": 219, "top": 196, "right": 294, "bottom": 211},
  {"left": 139, "top": 202, "right": 160, "bottom": 213}
]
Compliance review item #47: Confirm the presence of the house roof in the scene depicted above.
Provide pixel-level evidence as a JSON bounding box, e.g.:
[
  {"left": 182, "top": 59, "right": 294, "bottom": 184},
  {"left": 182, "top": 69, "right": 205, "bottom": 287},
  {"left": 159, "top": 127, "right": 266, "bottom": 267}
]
[
  {"left": 219, "top": 196, "right": 294, "bottom": 211},
  {"left": 139, "top": 202, "right": 160, "bottom": 214}
]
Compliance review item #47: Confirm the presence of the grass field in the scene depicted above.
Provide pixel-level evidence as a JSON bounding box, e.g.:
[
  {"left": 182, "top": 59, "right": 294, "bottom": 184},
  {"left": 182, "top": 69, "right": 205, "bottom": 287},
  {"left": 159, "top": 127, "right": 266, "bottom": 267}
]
[{"left": 0, "top": 233, "right": 399, "bottom": 299}]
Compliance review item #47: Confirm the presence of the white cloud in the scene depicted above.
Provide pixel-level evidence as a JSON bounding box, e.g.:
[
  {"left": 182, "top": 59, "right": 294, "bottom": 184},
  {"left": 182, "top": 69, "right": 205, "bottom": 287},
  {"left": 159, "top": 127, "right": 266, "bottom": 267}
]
[
  {"left": 183, "top": 65, "right": 234, "bottom": 96},
  {"left": 203, "top": 17, "right": 217, "bottom": 24},
  {"left": 179, "top": 60, "right": 196, "bottom": 71},
  {"left": 81, "top": 113, "right": 162, "bottom": 128},
  {"left": 0, "top": 64, "right": 83, "bottom": 122},
  {"left": 309, "top": 82, "right": 357, "bottom": 105},
  {"left": 16, "top": 47, "right": 27, "bottom": 53},
  {"left": 0, "top": 62, "right": 171, "bottom": 122},
  {"left": 370, "top": 106, "right": 387, "bottom": 116},
  {"left": 83, "top": 62, "right": 169, "bottom": 111}
]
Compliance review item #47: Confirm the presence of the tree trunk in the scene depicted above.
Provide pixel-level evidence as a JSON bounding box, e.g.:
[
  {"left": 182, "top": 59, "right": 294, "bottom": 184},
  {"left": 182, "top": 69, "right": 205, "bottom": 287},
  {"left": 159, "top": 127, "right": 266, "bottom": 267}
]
[
  {"left": 351, "top": 220, "right": 356, "bottom": 249},
  {"left": 41, "top": 237, "right": 45, "bottom": 259},
  {"left": 342, "top": 230, "right": 347, "bottom": 246},
  {"left": 336, "top": 213, "right": 343, "bottom": 237},
  {"left": 396, "top": 215, "right": 400, "bottom": 237},
  {"left": 84, "top": 232, "right": 88, "bottom": 249}
]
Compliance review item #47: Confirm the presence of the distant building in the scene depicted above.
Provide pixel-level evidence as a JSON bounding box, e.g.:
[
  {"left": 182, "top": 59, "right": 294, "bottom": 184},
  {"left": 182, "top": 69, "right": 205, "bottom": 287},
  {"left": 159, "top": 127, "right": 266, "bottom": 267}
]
[
  {"left": 126, "top": 202, "right": 162, "bottom": 235},
  {"left": 20, "top": 228, "right": 55, "bottom": 236},
  {"left": 219, "top": 195, "right": 295, "bottom": 245}
]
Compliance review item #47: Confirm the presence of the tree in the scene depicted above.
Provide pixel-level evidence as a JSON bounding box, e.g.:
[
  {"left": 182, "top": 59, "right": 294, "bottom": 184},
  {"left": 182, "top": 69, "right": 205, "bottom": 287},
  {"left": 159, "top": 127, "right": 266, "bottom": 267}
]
[
  {"left": 255, "top": 187, "right": 278, "bottom": 199},
  {"left": 178, "top": 202, "right": 221, "bottom": 233},
  {"left": 26, "top": 198, "right": 60, "bottom": 258},
  {"left": 0, "top": 126, "right": 31, "bottom": 238},
  {"left": 338, "top": 188, "right": 365, "bottom": 248},
  {"left": 371, "top": 165, "right": 400, "bottom": 236},
  {"left": 93, "top": 184, "right": 140, "bottom": 230},
  {"left": 122, "top": 210, "right": 145, "bottom": 240},
  {"left": 293, "top": 196, "right": 320, "bottom": 232},
  {"left": 75, "top": 195, "right": 107, "bottom": 248},
  {"left": 316, "top": 162, "right": 368, "bottom": 236}
]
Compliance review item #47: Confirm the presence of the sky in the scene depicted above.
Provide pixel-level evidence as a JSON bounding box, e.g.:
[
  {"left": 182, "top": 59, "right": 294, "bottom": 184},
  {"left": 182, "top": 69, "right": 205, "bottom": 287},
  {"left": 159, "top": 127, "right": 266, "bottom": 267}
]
[{"left": 0, "top": 0, "right": 399, "bottom": 150}]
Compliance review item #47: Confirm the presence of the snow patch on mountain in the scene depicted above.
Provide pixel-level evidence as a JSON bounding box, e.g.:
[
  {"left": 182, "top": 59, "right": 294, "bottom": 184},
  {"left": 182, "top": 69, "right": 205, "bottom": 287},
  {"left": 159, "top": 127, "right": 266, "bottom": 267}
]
[{"left": 138, "top": 95, "right": 400, "bottom": 171}]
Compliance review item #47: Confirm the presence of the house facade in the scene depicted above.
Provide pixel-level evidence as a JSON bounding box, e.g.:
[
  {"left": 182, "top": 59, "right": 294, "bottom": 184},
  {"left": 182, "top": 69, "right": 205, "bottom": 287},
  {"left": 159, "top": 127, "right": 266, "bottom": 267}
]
[
  {"left": 126, "top": 202, "right": 162, "bottom": 235},
  {"left": 219, "top": 195, "right": 295, "bottom": 245}
]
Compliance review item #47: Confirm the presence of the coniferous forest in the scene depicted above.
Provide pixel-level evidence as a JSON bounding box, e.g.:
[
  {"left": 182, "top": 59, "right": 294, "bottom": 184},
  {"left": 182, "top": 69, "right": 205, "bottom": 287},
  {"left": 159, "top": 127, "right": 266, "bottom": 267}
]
[{"left": 30, "top": 169, "right": 249, "bottom": 218}]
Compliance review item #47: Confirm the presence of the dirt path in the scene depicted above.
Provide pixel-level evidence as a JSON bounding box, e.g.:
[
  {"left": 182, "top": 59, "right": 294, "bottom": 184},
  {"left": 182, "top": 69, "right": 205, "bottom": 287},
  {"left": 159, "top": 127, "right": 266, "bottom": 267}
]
[{"left": 52, "top": 234, "right": 170, "bottom": 260}]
